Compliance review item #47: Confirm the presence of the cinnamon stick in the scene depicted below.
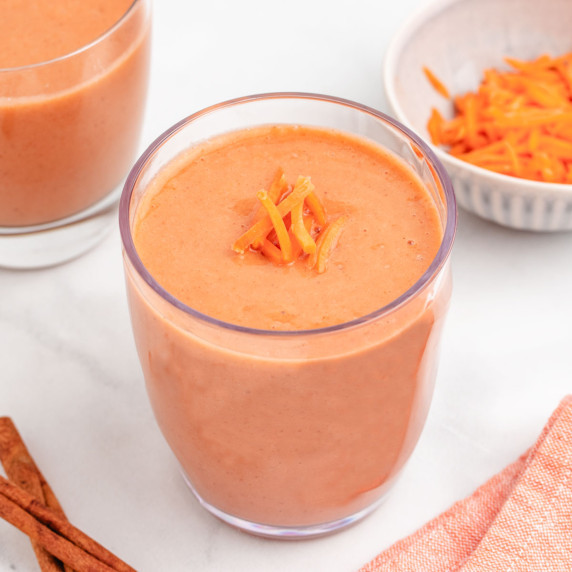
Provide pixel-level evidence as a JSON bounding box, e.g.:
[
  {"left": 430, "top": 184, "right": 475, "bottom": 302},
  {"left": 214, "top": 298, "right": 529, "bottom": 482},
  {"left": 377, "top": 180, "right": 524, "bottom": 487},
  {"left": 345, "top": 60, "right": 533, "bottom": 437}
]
[
  {"left": 0, "top": 417, "right": 68, "bottom": 571},
  {"left": 0, "top": 475, "right": 135, "bottom": 572}
]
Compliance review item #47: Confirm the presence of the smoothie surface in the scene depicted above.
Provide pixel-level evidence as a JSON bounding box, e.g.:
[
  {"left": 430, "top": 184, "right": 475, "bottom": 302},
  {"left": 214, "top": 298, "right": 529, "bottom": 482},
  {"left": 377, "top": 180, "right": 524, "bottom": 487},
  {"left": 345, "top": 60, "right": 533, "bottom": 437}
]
[
  {"left": 0, "top": 0, "right": 135, "bottom": 68},
  {"left": 133, "top": 125, "right": 443, "bottom": 330}
]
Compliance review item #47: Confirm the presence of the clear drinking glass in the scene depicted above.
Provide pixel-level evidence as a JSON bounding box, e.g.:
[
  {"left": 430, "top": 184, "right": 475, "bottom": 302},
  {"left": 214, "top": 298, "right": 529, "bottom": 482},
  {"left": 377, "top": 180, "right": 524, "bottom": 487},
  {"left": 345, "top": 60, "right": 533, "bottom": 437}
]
[
  {"left": 0, "top": 0, "right": 151, "bottom": 269},
  {"left": 120, "top": 93, "right": 457, "bottom": 538}
]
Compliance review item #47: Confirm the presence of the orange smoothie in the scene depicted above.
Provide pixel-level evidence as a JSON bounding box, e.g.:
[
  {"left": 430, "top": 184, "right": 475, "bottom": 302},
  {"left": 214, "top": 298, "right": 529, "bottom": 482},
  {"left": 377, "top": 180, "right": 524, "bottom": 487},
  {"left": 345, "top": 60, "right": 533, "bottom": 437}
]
[
  {"left": 134, "top": 125, "right": 443, "bottom": 329},
  {"left": 124, "top": 115, "right": 454, "bottom": 531},
  {"left": 0, "top": 0, "right": 150, "bottom": 227}
]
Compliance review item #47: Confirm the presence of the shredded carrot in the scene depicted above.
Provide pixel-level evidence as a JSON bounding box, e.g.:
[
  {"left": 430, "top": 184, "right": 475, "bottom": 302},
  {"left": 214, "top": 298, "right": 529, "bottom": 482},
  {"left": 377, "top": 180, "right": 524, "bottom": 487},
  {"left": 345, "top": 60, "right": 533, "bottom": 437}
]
[
  {"left": 251, "top": 167, "right": 288, "bottom": 248},
  {"left": 423, "top": 66, "right": 450, "bottom": 99},
  {"left": 267, "top": 168, "right": 288, "bottom": 203},
  {"left": 259, "top": 238, "right": 283, "bottom": 265},
  {"left": 257, "top": 190, "right": 293, "bottom": 262},
  {"left": 305, "top": 190, "right": 327, "bottom": 226},
  {"left": 308, "top": 216, "right": 347, "bottom": 274},
  {"left": 232, "top": 170, "right": 347, "bottom": 272},
  {"left": 232, "top": 177, "right": 314, "bottom": 253},
  {"left": 425, "top": 51, "right": 572, "bottom": 183},
  {"left": 291, "top": 200, "right": 316, "bottom": 254},
  {"left": 289, "top": 214, "right": 314, "bottom": 260}
]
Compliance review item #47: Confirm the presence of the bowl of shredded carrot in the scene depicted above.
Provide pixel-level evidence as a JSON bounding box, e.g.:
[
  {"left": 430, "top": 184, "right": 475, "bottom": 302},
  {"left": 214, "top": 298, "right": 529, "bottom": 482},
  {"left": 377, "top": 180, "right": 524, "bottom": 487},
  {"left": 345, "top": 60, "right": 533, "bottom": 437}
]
[{"left": 383, "top": 0, "right": 572, "bottom": 231}]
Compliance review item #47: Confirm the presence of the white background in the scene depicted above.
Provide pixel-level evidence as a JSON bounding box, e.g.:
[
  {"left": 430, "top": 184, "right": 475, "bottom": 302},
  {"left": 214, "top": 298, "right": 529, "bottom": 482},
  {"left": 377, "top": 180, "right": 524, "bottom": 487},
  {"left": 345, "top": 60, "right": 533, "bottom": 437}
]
[{"left": 1, "top": 0, "right": 571, "bottom": 570}]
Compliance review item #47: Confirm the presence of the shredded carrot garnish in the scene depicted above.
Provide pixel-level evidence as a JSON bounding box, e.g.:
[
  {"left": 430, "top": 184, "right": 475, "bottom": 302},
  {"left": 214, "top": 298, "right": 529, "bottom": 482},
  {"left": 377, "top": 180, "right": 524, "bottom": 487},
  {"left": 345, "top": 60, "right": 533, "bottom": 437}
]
[
  {"left": 251, "top": 167, "right": 288, "bottom": 249},
  {"left": 423, "top": 66, "right": 450, "bottom": 99},
  {"left": 259, "top": 238, "right": 283, "bottom": 265},
  {"left": 289, "top": 214, "right": 314, "bottom": 260},
  {"left": 425, "top": 51, "right": 572, "bottom": 183},
  {"left": 232, "top": 177, "right": 314, "bottom": 253},
  {"left": 308, "top": 216, "right": 347, "bottom": 273},
  {"left": 232, "top": 171, "right": 347, "bottom": 272},
  {"left": 291, "top": 200, "right": 316, "bottom": 255},
  {"left": 305, "top": 190, "right": 327, "bottom": 226},
  {"left": 257, "top": 190, "right": 293, "bottom": 262}
]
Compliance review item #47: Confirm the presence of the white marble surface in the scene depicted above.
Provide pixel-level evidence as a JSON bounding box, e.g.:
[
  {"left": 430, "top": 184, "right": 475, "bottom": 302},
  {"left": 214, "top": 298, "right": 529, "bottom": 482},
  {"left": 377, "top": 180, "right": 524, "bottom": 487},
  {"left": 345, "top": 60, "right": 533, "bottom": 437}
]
[{"left": 1, "top": 0, "right": 571, "bottom": 570}]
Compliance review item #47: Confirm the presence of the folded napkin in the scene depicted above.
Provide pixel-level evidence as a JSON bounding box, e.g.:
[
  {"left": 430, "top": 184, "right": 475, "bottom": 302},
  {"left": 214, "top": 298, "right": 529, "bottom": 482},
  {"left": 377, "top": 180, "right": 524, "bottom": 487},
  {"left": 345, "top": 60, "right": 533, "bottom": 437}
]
[{"left": 361, "top": 395, "right": 572, "bottom": 572}]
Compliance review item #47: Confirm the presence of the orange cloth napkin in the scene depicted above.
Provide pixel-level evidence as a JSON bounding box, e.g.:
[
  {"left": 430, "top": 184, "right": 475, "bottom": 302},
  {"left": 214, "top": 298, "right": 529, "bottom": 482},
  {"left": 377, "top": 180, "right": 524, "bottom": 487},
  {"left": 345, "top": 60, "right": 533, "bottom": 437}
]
[{"left": 361, "top": 395, "right": 572, "bottom": 572}]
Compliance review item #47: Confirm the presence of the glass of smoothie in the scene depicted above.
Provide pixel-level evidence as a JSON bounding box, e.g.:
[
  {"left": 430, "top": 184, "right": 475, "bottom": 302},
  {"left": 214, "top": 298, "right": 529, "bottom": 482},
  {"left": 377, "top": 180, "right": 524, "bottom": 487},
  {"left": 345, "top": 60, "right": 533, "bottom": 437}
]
[
  {"left": 0, "top": 0, "right": 151, "bottom": 268},
  {"left": 120, "top": 93, "right": 457, "bottom": 538}
]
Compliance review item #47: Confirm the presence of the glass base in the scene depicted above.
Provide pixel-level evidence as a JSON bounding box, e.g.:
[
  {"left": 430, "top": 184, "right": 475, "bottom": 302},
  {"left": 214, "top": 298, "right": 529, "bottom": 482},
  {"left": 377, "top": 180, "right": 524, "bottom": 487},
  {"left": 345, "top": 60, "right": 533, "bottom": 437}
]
[
  {"left": 0, "top": 186, "right": 121, "bottom": 269},
  {"left": 180, "top": 469, "right": 391, "bottom": 539}
]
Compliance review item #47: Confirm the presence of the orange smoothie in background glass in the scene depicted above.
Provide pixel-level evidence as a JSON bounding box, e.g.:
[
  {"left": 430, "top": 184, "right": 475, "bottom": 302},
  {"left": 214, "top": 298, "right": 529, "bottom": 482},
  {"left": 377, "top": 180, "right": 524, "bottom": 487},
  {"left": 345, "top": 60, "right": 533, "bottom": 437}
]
[
  {"left": 120, "top": 94, "right": 457, "bottom": 537},
  {"left": 0, "top": 0, "right": 150, "bottom": 267}
]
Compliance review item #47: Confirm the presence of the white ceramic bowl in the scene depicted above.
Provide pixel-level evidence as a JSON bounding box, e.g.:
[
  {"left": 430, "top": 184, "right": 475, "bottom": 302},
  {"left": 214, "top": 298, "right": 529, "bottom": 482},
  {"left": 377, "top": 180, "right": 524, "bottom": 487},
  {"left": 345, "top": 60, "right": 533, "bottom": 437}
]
[{"left": 384, "top": 0, "right": 572, "bottom": 232}]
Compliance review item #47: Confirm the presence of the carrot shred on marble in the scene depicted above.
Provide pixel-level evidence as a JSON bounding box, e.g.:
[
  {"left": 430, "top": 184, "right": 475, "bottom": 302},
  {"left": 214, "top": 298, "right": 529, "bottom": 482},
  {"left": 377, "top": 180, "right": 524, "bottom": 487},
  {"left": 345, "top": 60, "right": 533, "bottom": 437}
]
[
  {"left": 425, "top": 51, "right": 572, "bottom": 183},
  {"left": 232, "top": 170, "right": 346, "bottom": 272}
]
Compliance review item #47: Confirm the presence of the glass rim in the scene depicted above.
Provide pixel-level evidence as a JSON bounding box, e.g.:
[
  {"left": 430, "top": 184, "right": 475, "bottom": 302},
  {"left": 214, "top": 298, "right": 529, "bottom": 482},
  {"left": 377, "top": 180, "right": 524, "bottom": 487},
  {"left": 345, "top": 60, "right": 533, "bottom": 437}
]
[
  {"left": 0, "top": 0, "right": 144, "bottom": 74},
  {"left": 119, "top": 92, "right": 457, "bottom": 337}
]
